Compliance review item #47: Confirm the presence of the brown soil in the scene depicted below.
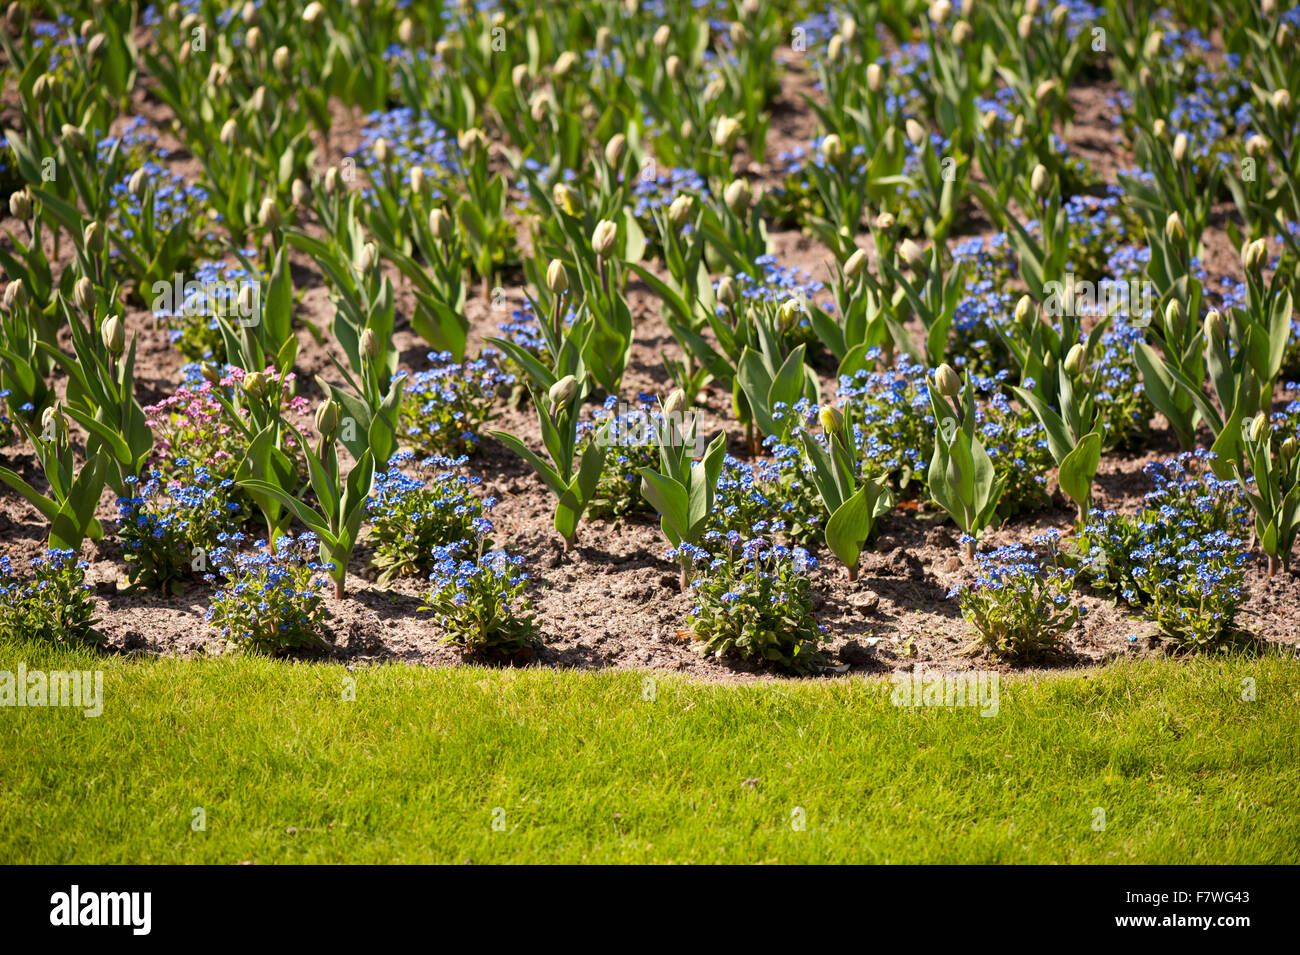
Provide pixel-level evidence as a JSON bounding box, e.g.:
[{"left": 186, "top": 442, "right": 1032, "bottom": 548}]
[{"left": 1, "top": 39, "right": 1298, "bottom": 683}]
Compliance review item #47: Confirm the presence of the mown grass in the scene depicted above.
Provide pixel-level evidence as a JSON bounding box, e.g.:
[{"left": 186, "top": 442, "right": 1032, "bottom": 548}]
[{"left": 1, "top": 638, "right": 1297, "bottom": 863}]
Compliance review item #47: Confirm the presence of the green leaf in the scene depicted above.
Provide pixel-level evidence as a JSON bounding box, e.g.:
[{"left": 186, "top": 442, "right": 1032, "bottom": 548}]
[{"left": 1058, "top": 431, "right": 1101, "bottom": 510}]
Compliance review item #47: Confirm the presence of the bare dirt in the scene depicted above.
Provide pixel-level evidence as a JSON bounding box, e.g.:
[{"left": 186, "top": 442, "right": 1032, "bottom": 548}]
[{"left": 2, "top": 41, "right": 1298, "bottom": 682}]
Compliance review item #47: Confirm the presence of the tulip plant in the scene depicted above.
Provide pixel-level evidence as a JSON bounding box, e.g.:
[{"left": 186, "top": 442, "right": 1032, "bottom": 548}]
[
  {"left": 488, "top": 373, "right": 609, "bottom": 551},
  {"left": 799, "top": 406, "right": 894, "bottom": 581},
  {"left": 928, "top": 365, "right": 1006, "bottom": 559}
]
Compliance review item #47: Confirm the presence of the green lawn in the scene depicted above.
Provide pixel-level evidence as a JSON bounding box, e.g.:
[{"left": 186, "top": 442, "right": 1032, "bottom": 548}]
[{"left": 1, "top": 638, "right": 1297, "bottom": 863}]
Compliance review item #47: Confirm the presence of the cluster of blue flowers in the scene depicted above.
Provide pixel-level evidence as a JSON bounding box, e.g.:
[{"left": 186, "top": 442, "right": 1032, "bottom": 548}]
[
  {"left": 152, "top": 256, "right": 262, "bottom": 361},
  {"left": 353, "top": 107, "right": 463, "bottom": 205},
  {"left": 400, "top": 350, "right": 515, "bottom": 456},
  {"left": 710, "top": 444, "right": 822, "bottom": 544},
  {"left": 837, "top": 357, "right": 934, "bottom": 491},
  {"left": 950, "top": 532, "right": 1079, "bottom": 660},
  {"left": 116, "top": 468, "right": 245, "bottom": 592},
  {"left": 205, "top": 533, "right": 332, "bottom": 654},
  {"left": 99, "top": 118, "right": 214, "bottom": 247},
  {"left": 1080, "top": 452, "right": 1250, "bottom": 649},
  {"left": 577, "top": 394, "right": 662, "bottom": 520},
  {"left": 0, "top": 549, "right": 98, "bottom": 645},
  {"left": 675, "top": 530, "right": 826, "bottom": 673},
  {"left": 422, "top": 534, "right": 536, "bottom": 657},
  {"left": 366, "top": 451, "right": 497, "bottom": 583}
]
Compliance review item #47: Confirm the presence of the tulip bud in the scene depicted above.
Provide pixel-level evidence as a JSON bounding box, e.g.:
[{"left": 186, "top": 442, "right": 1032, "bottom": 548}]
[
  {"left": 899, "top": 238, "right": 926, "bottom": 269},
  {"left": 409, "top": 165, "right": 425, "bottom": 194},
  {"left": 360, "top": 327, "right": 381, "bottom": 362},
  {"left": 1282, "top": 437, "right": 1298, "bottom": 461},
  {"left": 840, "top": 16, "right": 857, "bottom": 42},
  {"left": 777, "top": 298, "right": 805, "bottom": 329},
  {"left": 866, "top": 63, "right": 883, "bottom": 92},
  {"left": 827, "top": 35, "right": 843, "bottom": 62},
  {"left": 1015, "top": 294, "right": 1033, "bottom": 325},
  {"left": 653, "top": 24, "right": 670, "bottom": 49},
  {"left": 592, "top": 219, "right": 618, "bottom": 257},
  {"left": 101, "top": 315, "right": 125, "bottom": 357},
  {"left": 1164, "top": 211, "right": 1185, "bottom": 245},
  {"left": 42, "top": 406, "right": 67, "bottom": 445},
  {"left": 929, "top": 0, "right": 952, "bottom": 24},
  {"left": 61, "top": 124, "right": 87, "bottom": 151},
  {"left": 303, "top": 2, "right": 324, "bottom": 25},
  {"left": 316, "top": 400, "right": 340, "bottom": 440},
  {"left": 1143, "top": 31, "right": 1163, "bottom": 59},
  {"left": 951, "top": 20, "right": 971, "bottom": 45},
  {"left": 1272, "top": 88, "right": 1292, "bottom": 113},
  {"left": 1242, "top": 238, "right": 1268, "bottom": 274},
  {"left": 905, "top": 118, "right": 927, "bottom": 147},
  {"left": 552, "top": 182, "right": 582, "bottom": 217},
  {"left": 242, "top": 371, "right": 268, "bottom": 399},
  {"left": 373, "top": 137, "right": 389, "bottom": 164},
  {"left": 356, "top": 241, "right": 377, "bottom": 272},
  {"left": 1164, "top": 299, "right": 1184, "bottom": 336},
  {"left": 8, "top": 188, "right": 32, "bottom": 220},
  {"left": 258, "top": 198, "right": 281, "bottom": 230},
  {"left": 844, "top": 248, "right": 868, "bottom": 280},
  {"left": 291, "top": 178, "right": 309, "bottom": 207},
  {"left": 1017, "top": 14, "right": 1032, "bottom": 40},
  {"left": 1030, "top": 163, "right": 1049, "bottom": 197},
  {"left": 596, "top": 26, "right": 612, "bottom": 53},
  {"left": 1172, "top": 132, "right": 1188, "bottom": 163},
  {"left": 73, "top": 277, "right": 95, "bottom": 314},
  {"left": 33, "top": 73, "right": 52, "bottom": 103},
  {"left": 273, "top": 46, "right": 290, "bottom": 72},
  {"left": 83, "top": 221, "right": 104, "bottom": 253},
  {"left": 723, "top": 178, "right": 752, "bottom": 213},
  {"left": 458, "top": 128, "right": 487, "bottom": 156},
  {"left": 546, "top": 259, "right": 568, "bottom": 294},
  {"left": 219, "top": 118, "right": 238, "bottom": 146},
  {"left": 397, "top": 17, "right": 414, "bottom": 45},
  {"left": 714, "top": 115, "right": 742, "bottom": 152},
  {"left": 663, "top": 388, "right": 686, "bottom": 420},
  {"left": 1250, "top": 412, "right": 1269, "bottom": 443},
  {"left": 1034, "top": 79, "right": 1058, "bottom": 109},
  {"left": 1246, "top": 134, "right": 1270, "bottom": 159},
  {"left": 874, "top": 212, "right": 895, "bottom": 230},
  {"left": 128, "top": 168, "right": 148, "bottom": 198},
  {"left": 245, "top": 25, "right": 262, "bottom": 51},
  {"left": 554, "top": 50, "right": 578, "bottom": 78},
  {"left": 821, "top": 134, "right": 844, "bottom": 164},
  {"left": 668, "top": 194, "right": 696, "bottom": 229},
  {"left": 604, "top": 133, "right": 627, "bottom": 168},
  {"left": 3, "top": 279, "right": 26, "bottom": 311},
  {"left": 429, "top": 207, "right": 452, "bottom": 239},
  {"left": 665, "top": 54, "right": 683, "bottom": 82},
  {"left": 934, "top": 363, "right": 961, "bottom": 398},
  {"left": 529, "top": 89, "right": 553, "bottom": 123},
  {"left": 548, "top": 374, "right": 578, "bottom": 406},
  {"left": 818, "top": 405, "right": 844, "bottom": 434},
  {"left": 1064, "top": 343, "right": 1086, "bottom": 376},
  {"left": 1152, "top": 118, "right": 1168, "bottom": 142},
  {"left": 716, "top": 275, "right": 738, "bottom": 306},
  {"left": 201, "top": 362, "right": 222, "bottom": 385},
  {"left": 1205, "top": 309, "right": 1227, "bottom": 340}
]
